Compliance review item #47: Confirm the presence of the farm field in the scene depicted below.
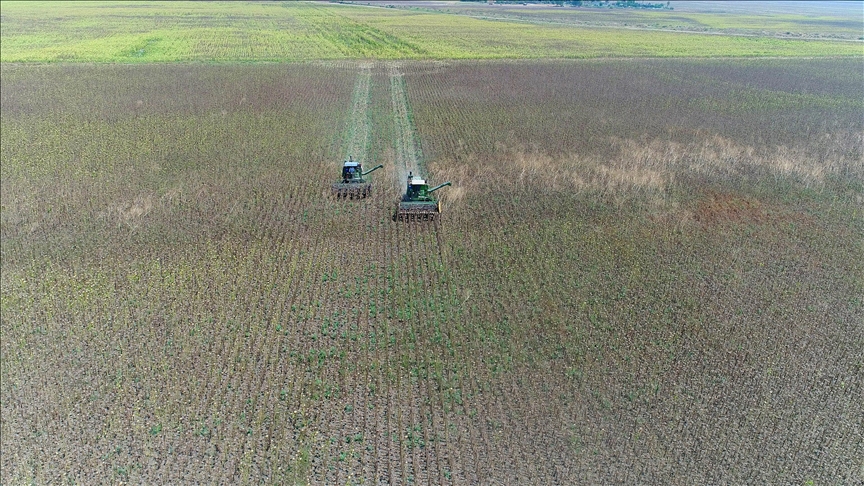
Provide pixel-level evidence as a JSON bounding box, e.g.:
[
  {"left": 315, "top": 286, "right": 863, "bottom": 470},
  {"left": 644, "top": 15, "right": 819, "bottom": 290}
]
[
  {"left": 2, "top": 0, "right": 863, "bottom": 62},
  {"left": 2, "top": 57, "right": 862, "bottom": 484},
  {"left": 379, "top": 0, "right": 864, "bottom": 40}
]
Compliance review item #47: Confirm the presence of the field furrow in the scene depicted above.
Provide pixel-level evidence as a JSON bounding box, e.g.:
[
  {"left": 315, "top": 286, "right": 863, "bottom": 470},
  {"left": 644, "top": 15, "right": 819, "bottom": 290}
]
[
  {"left": 265, "top": 208, "right": 313, "bottom": 485},
  {"left": 403, "top": 224, "right": 429, "bottom": 486},
  {"left": 416, "top": 225, "right": 447, "bottom": 486}
]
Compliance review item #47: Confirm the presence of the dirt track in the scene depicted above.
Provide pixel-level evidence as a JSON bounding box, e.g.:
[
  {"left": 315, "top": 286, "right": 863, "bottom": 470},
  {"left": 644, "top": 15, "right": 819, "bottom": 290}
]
[{"left": 390, "top": 63, "right": 424, "bottom": 184}]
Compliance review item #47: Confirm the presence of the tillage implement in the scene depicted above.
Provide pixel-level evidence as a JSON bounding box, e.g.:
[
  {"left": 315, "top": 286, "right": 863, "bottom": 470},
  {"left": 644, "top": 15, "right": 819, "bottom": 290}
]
[
  {"left": 396, "top": 172, "right": 451, "bottom": 221},
  {"left": 332, "top": 156, "right": 383, "bottom": 198}
]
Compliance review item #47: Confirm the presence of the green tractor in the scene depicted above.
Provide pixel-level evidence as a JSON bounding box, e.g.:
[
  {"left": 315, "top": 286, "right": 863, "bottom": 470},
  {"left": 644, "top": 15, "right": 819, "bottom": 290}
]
[
  {"left": 396, "top": 171, "right": 452, "bottom": 221},
  {"left": 331, "top": 156, "right": 383, "bottom": 198}
]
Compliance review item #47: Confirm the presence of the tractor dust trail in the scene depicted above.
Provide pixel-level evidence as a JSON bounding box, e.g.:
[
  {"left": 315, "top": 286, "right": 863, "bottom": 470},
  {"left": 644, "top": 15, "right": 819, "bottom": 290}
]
[
  {"left": 389, "top": 63, "right": 421, "bottom": 184},
  {"left": 343, "top": 63, "right": 373, "bottom": 162}
]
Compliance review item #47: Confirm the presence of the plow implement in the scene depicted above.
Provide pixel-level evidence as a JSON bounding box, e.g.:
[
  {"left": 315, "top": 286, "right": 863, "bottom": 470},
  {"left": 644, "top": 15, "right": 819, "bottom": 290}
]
[{"left": 332, "top": 181, "right": 372, "bottom": 199}]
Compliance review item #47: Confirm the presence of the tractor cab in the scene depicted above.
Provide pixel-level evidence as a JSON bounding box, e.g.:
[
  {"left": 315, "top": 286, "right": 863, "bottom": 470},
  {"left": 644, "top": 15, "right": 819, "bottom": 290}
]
[
  {"left": 341, "top": 157, "right": 363, "bottom": 183},
  {"left": 403, "top": 175, "right": 432, "bottom": 201}
]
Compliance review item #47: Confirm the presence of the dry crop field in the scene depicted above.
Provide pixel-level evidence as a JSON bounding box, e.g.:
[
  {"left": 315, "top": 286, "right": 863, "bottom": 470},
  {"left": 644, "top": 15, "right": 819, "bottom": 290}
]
[{"left": 2, "top": 57, "right": 862, "bottom": 484}]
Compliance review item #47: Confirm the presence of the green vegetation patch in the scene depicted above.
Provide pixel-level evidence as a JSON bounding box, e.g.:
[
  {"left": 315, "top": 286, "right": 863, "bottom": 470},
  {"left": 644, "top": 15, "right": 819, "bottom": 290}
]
[
  {"left": 297, "top": 5, "right": 429, "bottom": 58},
  {"left": 1, "top": 0, "right": 861, "bottom": 62}
]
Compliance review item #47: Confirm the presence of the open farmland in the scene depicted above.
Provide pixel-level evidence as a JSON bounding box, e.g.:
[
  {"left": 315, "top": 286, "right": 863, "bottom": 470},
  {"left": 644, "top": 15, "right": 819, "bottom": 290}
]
[
  {"left": 2, "top": 1, "right": 863, "bottom": 62},
  {"left": 2, "top": 55, "right": 863, "bottom": 484},
  {"left": 379, "top": 0, "right": 864, "bottom": 41}
]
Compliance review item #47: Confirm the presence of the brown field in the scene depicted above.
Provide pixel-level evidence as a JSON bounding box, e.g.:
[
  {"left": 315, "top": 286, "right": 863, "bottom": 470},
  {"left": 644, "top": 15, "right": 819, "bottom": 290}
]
[{"left": 1, "top": 59, "right": 862, "bottom": 484}]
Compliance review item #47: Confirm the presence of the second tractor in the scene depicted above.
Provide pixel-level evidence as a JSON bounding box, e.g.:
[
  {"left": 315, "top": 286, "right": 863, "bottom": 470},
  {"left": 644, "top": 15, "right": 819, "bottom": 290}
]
[{"left": 396, "top": 172, "right": 451, "bottom": 221}]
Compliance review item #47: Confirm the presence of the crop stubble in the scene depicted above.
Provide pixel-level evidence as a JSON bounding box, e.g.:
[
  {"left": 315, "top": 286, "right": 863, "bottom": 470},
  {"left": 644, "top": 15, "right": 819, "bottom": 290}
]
[{"left": 2, "top": 59, "right": 862, "bottom": 484}]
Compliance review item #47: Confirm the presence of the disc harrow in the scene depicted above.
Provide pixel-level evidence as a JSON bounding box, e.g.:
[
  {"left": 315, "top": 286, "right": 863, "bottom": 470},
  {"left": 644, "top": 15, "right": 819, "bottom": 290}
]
[
  {"left": 332, "top": 182, "right": 372, "bottom": 199},
  {"left": 396, "top": 201, "right": 439, "bottom": 221}
]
